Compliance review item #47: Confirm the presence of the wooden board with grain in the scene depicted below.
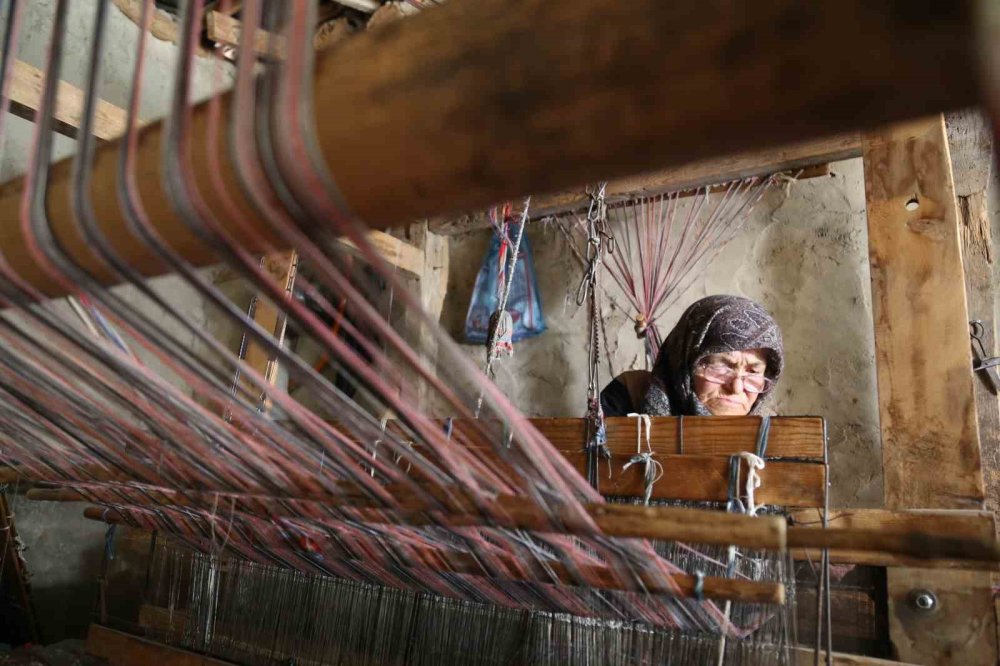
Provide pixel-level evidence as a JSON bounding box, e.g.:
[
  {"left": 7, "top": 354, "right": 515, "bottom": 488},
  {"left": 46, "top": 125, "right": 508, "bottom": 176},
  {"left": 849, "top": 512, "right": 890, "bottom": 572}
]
[
  {"left": 530, "top": 415, "right": 825, "bottom": 459},
  {"left": 864, "top": 115, "right": 997, "bottom": 664},
  {"left": 87, "top": 624, "right": 237, "bottom": 666},
  {"left": 863, "top": 116, "right": 984, "bottom": 510},
  {"left": 560, "top": 452, "right": 825, "bottom": 506},
  {"left": 886, "top": 568, "right": 999, "bottom": 665},
  {"left": 789, "top": 508, "right": 999, "bottom": 569},
  {"left": 431, "top": 138, "right": 855, "bottom": 234}
]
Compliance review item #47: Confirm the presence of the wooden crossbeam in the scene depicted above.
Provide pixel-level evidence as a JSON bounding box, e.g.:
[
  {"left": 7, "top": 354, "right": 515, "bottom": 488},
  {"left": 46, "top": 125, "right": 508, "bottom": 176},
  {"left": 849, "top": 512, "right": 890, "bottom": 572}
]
[
  {"left": 790, "top": 508, "right": 999, "bottom": 570},
  {"left": 84, "top": 505, "right": 784, "bottom": 604},
  {"left": 531, "top": 415, "right": 825, "bottom": 459},
  {"left": 430, "top": 141, "right": 853, "bottom": 235}
]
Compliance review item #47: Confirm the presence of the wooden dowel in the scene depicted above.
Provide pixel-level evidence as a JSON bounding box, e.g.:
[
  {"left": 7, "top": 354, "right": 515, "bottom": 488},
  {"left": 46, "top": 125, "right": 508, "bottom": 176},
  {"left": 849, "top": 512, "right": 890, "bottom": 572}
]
[
  {"left": 0, "top": 1, "right": 980, "bottom": 299},
  {"left": 46, "top": 487, "right": 789, "bottom": 551},
  {"left": 46, "top": 481, "right": 1000, "bottom": 563},
  {"left": 81, "top": 505, "right": 784, "bottom": 604},
  {"left": 785, "top": 526, "right": 1000, "bottom": 563}
]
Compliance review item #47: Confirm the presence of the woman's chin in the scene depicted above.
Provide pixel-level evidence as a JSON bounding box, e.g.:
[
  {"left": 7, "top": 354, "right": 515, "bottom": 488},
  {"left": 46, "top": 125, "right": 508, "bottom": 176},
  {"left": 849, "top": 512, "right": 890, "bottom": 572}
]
[{"left": 706, "top": 401, "right": 749, "bottom": 416}]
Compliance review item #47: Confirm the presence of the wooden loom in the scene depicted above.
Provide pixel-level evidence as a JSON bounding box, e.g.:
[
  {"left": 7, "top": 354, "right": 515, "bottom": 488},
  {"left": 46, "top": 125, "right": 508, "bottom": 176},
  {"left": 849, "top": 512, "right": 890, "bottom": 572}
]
[{"left": 0, "top": 0, "right": 996, "bottom": 664}]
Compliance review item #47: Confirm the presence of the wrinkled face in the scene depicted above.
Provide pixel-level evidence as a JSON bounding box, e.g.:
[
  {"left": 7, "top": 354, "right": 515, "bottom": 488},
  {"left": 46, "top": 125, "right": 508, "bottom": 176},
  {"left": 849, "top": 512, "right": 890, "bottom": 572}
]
[{"left": 692, "top": 349, "right": 769, "bottom": 416}]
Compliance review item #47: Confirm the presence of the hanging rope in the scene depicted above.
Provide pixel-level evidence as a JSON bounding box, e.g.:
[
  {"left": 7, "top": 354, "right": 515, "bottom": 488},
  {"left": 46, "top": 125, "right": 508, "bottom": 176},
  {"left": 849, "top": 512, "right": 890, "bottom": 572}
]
[{"left": 578, "top": 183, "right": 614, "bottom": 488}]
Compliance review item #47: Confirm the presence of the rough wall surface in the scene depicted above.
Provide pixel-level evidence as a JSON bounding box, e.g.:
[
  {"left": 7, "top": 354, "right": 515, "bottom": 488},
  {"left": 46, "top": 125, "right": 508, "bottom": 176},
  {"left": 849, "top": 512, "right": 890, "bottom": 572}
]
[{"left": 444, "top": 158, "right": 883, "bottom": 508}]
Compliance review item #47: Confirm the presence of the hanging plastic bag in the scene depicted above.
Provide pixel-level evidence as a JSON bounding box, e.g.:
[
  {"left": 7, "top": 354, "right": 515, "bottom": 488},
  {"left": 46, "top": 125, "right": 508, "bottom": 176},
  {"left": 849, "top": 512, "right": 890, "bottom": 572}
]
[{"left": 465, "top": 232, "right": 546, "bottom": 344}]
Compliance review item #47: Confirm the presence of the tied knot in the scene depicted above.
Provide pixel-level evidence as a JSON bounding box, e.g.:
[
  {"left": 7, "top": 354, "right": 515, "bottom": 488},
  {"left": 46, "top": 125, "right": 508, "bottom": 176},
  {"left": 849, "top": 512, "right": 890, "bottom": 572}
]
[
  {"left": 633, "top": 314, "right": 648, "bottom": 338},
  {"left": 624, "top": 413, "right": 663, "bottom": 505},
  {"left": 736, "top": 451, "right": 766, "bottom": 517}
]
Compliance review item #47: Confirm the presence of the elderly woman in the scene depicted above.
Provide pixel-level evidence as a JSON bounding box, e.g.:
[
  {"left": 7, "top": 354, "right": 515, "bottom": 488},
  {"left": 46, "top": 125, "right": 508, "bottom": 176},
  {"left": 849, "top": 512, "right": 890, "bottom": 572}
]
[{"left": 600, "top": 295, "right": 783, "bottom": 417}]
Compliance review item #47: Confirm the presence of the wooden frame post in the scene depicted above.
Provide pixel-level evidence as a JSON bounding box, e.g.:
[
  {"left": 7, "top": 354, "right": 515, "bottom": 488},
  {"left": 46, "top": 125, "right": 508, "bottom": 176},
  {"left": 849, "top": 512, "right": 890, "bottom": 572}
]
[{"left": 863, "top": 115, "right": 997, "bottom": 664}]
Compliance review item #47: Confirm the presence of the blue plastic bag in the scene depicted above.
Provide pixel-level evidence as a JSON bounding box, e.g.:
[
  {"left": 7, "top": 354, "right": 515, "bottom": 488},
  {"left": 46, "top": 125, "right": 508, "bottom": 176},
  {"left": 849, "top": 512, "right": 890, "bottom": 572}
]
[{"left": 464, "top": 232, "right": 546, "bottom": 344}]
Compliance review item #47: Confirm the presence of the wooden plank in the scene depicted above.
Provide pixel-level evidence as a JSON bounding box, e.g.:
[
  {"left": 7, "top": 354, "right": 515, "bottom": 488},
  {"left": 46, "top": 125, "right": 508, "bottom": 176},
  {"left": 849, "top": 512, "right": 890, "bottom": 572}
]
[
  {"left": 863, "top": 116, "right": 984, "bottom": 510},
  {"left": 86, "top": 624, "right": 237, "bottom": 666},
  {"left": 566, "top": 452, "right": 825, "bottom": 506},
  {"left": 864, "top": 115, "right": 997, "bottom": 665},
  {"left": 337, "top": 229, "right": 426, "bottom": 278},
  {"left": 7, "top": 59, "right": 137, "bottom": 141},
  {"left": 791, "top": 648, "right": 920, "bottom": 666},
  {"left": 887, "top": 568, "right": 999, "bottom": 666},
  {"left": 789, "top": 508, "right": 999, "bottom": 569},
  {"left": 797, "top": 587, "right": 880, "bottom": 641},
  {"left": 430, "top": 139, "right": 856, "bottom": 234},
  {"left": 237, "top": 251, "right": 297, "bottom": 412},
  {"left": 530, "top": 415, "right": 825, "bottom": 459}
]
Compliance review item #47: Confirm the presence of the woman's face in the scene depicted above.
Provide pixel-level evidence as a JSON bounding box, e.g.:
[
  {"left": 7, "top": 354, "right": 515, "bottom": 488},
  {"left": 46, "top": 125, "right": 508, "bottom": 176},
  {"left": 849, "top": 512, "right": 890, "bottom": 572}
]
[{"left": 692, "top": 349, "right": 769, "bottom": 416}]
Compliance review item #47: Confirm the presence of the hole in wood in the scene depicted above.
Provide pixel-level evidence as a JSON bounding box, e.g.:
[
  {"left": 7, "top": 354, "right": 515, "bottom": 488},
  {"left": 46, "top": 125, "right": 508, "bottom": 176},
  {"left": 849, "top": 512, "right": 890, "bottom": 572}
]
[{"left": 905, "top": 197, "right": 920, "bottom": 211}]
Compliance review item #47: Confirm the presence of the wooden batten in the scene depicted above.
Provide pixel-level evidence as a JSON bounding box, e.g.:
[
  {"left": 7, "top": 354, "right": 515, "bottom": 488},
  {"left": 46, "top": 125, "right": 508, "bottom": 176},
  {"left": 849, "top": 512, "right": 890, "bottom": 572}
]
[
  {"left": 87, "top": 624, "right": 237, "bottom": 666},
  {"left": 790, "top": 508, "right": 1000, "bottom": 570}
]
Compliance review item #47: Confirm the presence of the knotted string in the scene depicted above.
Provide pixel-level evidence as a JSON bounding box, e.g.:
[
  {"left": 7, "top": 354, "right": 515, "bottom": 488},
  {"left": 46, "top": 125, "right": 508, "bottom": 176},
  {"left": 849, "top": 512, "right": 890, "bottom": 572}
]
[{"left": 623, "top": 413, "right": 663, "bottom": 505}]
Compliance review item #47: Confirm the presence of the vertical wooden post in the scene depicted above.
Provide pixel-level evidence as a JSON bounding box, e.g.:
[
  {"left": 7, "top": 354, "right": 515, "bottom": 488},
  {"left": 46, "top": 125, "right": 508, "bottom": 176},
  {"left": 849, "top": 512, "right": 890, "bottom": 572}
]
[
  {"left": 238, "top": 251, "right": 299, "bottom": 412},
  {"left": 864, "top": 116, "right": 983, "bottom": 510},
  {"left": 864, "top": 115, "right": 997, "bottom": 664}
]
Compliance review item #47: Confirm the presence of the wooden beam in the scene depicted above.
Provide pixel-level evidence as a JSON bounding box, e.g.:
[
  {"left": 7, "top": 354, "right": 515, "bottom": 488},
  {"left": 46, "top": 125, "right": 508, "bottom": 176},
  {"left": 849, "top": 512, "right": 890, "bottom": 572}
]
[
  {"left": 86, "top": 506, "right": 784, "bottom": 605},
  {"left": 791, "top": 648, "right": 920, "bottom": 666},
  {"left": 0, "top": 1, "right": 980, "bottom": 300},
  {"left": 86, "top": 624, "right": 237, "bottom": 666},
  {"left": 7, "top": 59, "right": 136, "bottom": 141},
  {"left": 430, "top": 141, "right": 853, "bottom": 234},
  {"left": 864, "top": 115, "right": 997, "bottom": 664},
  {"left": 863, "top": 116, "right": 984, "bottom": 509},
  {"left": 236, "top": 251, "right": 297, "bottom": 412},
  {"left": 789, "top": 508, "right": 1000, "bottom": 570},
  {"left": 337, "top": 229, "right": 426, "bottom": 278},
  {"left": 532, "top": 415, "right": 826, "bottom": 459}
]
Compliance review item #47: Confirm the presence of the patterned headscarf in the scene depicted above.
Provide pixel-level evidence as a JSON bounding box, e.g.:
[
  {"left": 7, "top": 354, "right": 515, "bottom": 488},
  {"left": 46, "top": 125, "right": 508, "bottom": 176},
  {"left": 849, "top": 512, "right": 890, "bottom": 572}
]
[{"left": 641, "top": 295, "right": 783, "bottom": 416}]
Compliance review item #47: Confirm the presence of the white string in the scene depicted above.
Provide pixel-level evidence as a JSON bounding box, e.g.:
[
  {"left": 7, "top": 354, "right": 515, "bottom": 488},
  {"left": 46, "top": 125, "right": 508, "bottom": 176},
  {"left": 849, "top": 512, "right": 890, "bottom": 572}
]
[
  {"left": 737, "top": 451, "right": 766, "bottom": 517},
  {"left": 623, "top": 413, "right": 663, "bottom": 505}
]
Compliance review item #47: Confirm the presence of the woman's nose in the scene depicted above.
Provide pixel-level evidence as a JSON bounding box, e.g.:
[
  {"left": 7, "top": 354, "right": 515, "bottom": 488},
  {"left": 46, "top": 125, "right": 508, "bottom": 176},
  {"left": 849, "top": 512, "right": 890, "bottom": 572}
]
[{"left": 724, "top": 375, "right": 745, "bottom": 393}]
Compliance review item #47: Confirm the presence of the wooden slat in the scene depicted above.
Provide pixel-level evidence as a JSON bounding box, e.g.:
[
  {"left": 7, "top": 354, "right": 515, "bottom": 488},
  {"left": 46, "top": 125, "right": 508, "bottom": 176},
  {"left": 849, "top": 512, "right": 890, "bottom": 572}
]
[
  {"left": 430, "top": 138, "right": 856, "bottom": 234},
  {"left": 338, "top": 229, "right": 426, "bottom": 278},
  {"left": 864, "top": 116, "right": 984, "bottom": 509},
  {"left": 86, "top": 624, "right": 237, "bottom": 666},
  {"left": 7, "top": 59, "right": 137, "bottom": 141},
  {"left": 790, "top": 509, "right": 999, "bottom": 569},
  {"left": 565, "top": 452, "right": 825, "bottom": 507},
  {"left": 791, "top": 648, "right": 920, "bottom": 666},
  {"left": 529, "top": 415, "right": 825, "bottom": 459},
  {"left": 236, "top": 251, "right": 297, "bottom": 412}
]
